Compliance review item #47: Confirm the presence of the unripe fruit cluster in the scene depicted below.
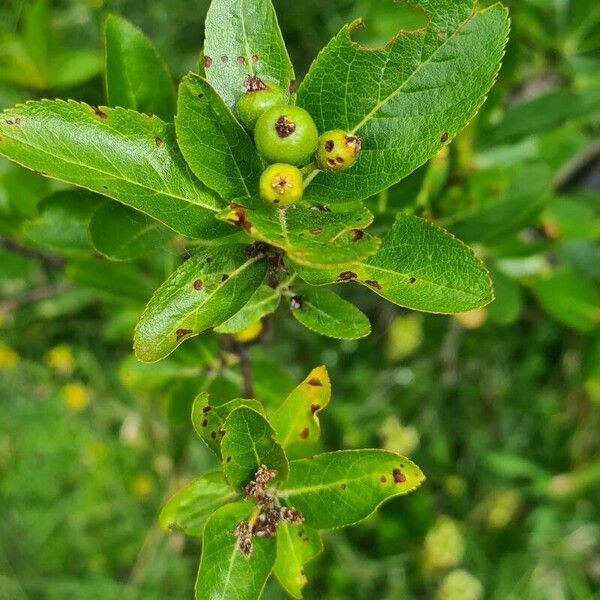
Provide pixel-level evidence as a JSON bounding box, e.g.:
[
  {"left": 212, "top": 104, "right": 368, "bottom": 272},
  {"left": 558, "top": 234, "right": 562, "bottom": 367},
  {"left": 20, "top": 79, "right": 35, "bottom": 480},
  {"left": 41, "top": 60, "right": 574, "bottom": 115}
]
[{"left": 235, "top": 77, "right": 362, "bottom": 207}]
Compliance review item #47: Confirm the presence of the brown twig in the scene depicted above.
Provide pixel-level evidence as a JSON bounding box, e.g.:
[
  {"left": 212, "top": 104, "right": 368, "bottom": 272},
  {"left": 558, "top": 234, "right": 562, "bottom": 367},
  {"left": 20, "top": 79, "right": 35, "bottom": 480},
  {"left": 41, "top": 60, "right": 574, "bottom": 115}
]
[
  {"left": 0, "top": 236, "right": 66, "bottom": 271},
  {"left": 237, "top": 343, "right": 254, "bottom": 399}
]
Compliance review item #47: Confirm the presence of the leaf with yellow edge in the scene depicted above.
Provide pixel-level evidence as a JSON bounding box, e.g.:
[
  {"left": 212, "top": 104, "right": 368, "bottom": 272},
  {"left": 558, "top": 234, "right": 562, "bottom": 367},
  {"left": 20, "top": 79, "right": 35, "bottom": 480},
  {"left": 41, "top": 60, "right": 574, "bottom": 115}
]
[{"left": 270, "top": 366, "right": 331, "bottom": 459}]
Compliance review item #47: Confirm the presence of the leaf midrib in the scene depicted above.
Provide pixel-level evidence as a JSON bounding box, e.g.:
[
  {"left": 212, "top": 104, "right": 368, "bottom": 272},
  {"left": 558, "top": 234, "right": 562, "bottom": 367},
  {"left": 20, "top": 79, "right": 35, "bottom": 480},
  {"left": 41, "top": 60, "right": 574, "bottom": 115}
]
[
  {"left": 0, "top": 126, "right": 220, "bottom": 212},
  {"left": 350, "top": 10, "right": 477, "bottom": 133}
]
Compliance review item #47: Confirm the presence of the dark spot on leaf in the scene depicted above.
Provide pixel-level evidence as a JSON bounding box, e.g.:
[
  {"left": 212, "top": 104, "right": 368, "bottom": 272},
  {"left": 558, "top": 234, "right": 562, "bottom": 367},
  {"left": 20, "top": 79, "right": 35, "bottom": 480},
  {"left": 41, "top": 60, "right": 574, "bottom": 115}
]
[
  {"left": 203, "top": 55, "right": 213, "bottom": 68},
  {"left": 351, "top": 229, "right": 364, "bottom": 241},
  {"left": 440, "top": 132, "right": 449, "bottom": 143},
  {"left": 324, "top": 140, "right": 334, "bottom": 152},
  {"left": 176, "top": 328, "right": 192, "bottom": 341},
  {"left": 211, "top": 431, "right": 217, "bottom": 439},
  {"left": 202, "top": 405, "right": 211, "bottom": 413},
  {"left": 206, "top": 257, "right": 212, "bottom": 263},
  {"left": 219, "top": 429, "right": 226, "bottom": 437},
  {"left": 102, "top": 185, "right": 108, "bottom": 190},
  {"left": 341, "top": 483, "right": 347, "bottom": 490},
  {"left": 221, "top": 274, "right": 229, "bottom": 282},
  {"left": 93, "top": 107, "right": 108, "bottom": 119},
  {"left": 276, "top": 116, "right": 296, "bottom": 138},
  {"left": 201, "top": 419, "right": 208, "bottom": 427},
  {"left": 299, "top": 427, "right": 309, "bottom": 439},
  {"left": 197, "top": 93, "right": 204, "bottom": 99},
  {"left": 308, "top": 378, "right": 322, "bottom": 387},
  {"left": 380, "top": 475, "right": 387, "bottom": 483},
  {"left": 226, "top": 456, "right": 232, "bottom": 462},
  {"left": 221, "top": 55, "right": 228, "bottom": 63},
  {"left": 5, "top": 119, "right": 14, "bottom": 125},
  {"left": 393, "top": 468, "right": 407, "bottom": 484},
  {"left": 310, "top": 403, "right": 320, "bottom": 414},
  {"left": 327, "top": 158, "right": 337, "bottom": 167},
  {"left": 364, "top": 280, "right": 382, "bottom": 290},
  {"left": 193, "top": 279, "right": 203, "bottom": 291},
  {"left": 289, "top": 80, "right": 297, "bottom": 94},
  {"left": 290, "top": 295, "right": 303, "bottom": 310},
  {"left": 251, "top": 54, "right": 259, "bottom": 63},
  {"left": 309, "top": 227, "right": 322, "bottom": 236},
  {"left": 237, "top": 56, "right": 246, "bottom": 64},
  {"left": 339, "top": 271, "right": 358, "bottom": 281},
  {"left": 437, "top": 30, "right": 447, "bottom": 38},
  {"left": 335, "top": 156, "right": 345, "bottom": 164},
  {"left": 409, "top": 276, "right": 417, "bottom": 284},
  {"left": 14, "top": 117, "right": 21, "bottom": 125},
  {"left": 154, "top": 137, "right": 162, "bottom": 147}
]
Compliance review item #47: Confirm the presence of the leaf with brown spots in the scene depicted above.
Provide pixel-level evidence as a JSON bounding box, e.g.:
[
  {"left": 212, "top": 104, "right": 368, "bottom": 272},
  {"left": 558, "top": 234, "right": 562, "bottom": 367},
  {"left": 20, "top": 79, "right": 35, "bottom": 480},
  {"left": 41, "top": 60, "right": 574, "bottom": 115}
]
[
  {"left": 191, "top": 392, "right": 266, "bottom": 456},
  {"left": 297, "top": 0, "right": 509, "bottom": 204},
  {"left": 294, "top": 213, "right": 493, "bottom": 314},
  {"left": 270, "top": 366, "right": 331, "bottom": 459},
  {"left": 276, "top": 450, "right": 425, "bottom": 530},
  {"left": 134, "top": 245, "right": 267, "bottom": 362},
  {"left": 221, "top": 406, "right": 289, "bottom": 491},
  {"left": 203, "top": 0, "right": 295, "bottom": 110},
  {"left": 217, "top": 197, "right": 380, "bottom": 268}
]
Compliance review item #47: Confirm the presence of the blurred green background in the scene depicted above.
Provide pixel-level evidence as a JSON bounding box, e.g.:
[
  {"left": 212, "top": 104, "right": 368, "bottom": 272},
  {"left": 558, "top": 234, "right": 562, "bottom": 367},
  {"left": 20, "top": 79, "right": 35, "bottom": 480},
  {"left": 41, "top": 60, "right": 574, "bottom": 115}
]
[{"left": 1, "top": 0, "right": 599, "bottom": 599}]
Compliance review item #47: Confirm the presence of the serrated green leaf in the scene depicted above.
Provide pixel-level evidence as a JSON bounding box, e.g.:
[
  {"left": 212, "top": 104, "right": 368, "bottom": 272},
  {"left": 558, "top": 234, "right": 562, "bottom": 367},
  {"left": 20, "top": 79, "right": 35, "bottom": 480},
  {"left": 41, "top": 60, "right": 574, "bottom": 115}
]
[
  {"left": 0, "top": 101, "right": 229, "bottom": 239},
  {"left": 104, "top": 15, "right": 176, "bottom": 121},
  {"left": 294, "top": 213, "right": 493, "bottom": 314},
  {"left": 89, "top": 202, "right": 174, "bottom": 261},
  {"left": 298, "top": 2, "right": 509, "bottom": 203},
  {"left": 276, "top": 450, "right": 425, "bottom": 530},
  {"left": 290, "top": 287, "right": 371, "bottom": 340},
  {"left": 134, "top": 246, "right": 267, "bottom": 362},
  {"left": 176, "top": 74, "right": 263, "bottom": 200},
  {"left": 218, "top": 198, "right": 380, "bottom": 268},
  {"left": 24, "top": 190, "right": 102, "bottom": 254},
  {"left": 192, "top": 392, "right": 266, "bottom": 456},
  {"left": 271, "top": 366, "right": 330, "bottom": 459},
  {"left": 159, "top": 472, "right": 236, "bottom": 536},
  {"left": 215, "top": 285, "right": 280, "bottom": 334},
  {"left": 203, "top": 0, "right": 295, "bottom": 110},
  {"left": 196, "top": 502, "right": 275, "bottom": 600},
  {"left": 274, "top": 523, "right": 322, "bottom": 599},
  {"left": 222, "top": 406, "right": 289, "bottom": 491}
]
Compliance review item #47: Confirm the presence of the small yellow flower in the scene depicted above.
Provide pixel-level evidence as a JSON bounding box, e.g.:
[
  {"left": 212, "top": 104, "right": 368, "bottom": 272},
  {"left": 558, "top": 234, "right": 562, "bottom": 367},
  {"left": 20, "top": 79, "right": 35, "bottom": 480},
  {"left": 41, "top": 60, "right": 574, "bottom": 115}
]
[
  {"left": 63, "top": 382, "right": 90, "bottom": 412},
  {"left": 455, "top": 308, "right": 488, "bottom": 329},
  {"left": 132, "top": 474, "right": 154, "bottom": 497},
  {"left": 232, "top": 320, "right": 263, "bottom": 344},
  {"left": 423, "top": 517, "right": 465, "bottom": 572},
  {"left": 45, "top": 344, "right": 75, "bottom": 376},
  {"left": 0, "top": 343, "right": 19, "bottom": 369},
  {"left": 436, "top": 569, "right": 484, "bottom": 600}
]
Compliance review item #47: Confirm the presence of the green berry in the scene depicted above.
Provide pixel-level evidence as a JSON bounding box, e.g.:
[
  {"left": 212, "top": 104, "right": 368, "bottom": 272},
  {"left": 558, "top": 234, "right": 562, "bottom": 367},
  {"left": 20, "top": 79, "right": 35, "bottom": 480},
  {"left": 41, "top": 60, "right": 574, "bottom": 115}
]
[
  {"left": 259, "top": 163, "right": 303, "bottom": 207},
  {"left": 316, "top": 130, "right": 362, "bottom": 171},
  {"left": 236, "top": 76, "right": 286, "bottom": 130},
  {"left": 254, "top": 106, "right": 318, "bottom": 166}
]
